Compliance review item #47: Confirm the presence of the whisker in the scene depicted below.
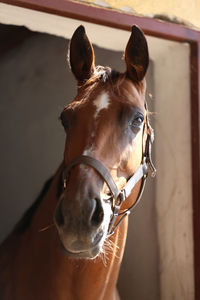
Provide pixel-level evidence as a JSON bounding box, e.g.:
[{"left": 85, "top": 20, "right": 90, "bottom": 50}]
[
  {"left": 39, "top": 223, "right": 55, "bottom": 232},
  {"left": 103, "top": 237, "right": 120, "bottom": 259},
  {"left": 107, "top": 238, "right": 119, "bottom": 250},
  {"left": 99, "top": 248, "right": 108, "bottom": 267}
]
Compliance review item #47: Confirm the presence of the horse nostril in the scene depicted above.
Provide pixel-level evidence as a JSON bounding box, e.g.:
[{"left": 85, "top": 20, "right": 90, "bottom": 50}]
[
  {"left": 55, "top": 202, "right": 64, "bottom": 227},
  {"left": 90, "top": 198, "right": 104, "bottom": 227}
]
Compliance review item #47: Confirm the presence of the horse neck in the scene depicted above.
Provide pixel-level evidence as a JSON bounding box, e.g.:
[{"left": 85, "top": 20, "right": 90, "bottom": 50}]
[{"left": 16, "top": 163, "right": 128, "bottom": 300}]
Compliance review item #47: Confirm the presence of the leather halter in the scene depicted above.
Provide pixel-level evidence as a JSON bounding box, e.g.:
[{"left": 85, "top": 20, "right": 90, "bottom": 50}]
[{"left": 62, "top": 103, "right": 156, "bottom": 236}]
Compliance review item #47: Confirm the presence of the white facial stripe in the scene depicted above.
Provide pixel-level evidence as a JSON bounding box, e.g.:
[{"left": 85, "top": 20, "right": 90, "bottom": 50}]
[
  {"left": 82, "top": 92, "right": 110, "bottom": 156},
  {"left": 94, "top": 92, "right": 110, "bottom": 118}
]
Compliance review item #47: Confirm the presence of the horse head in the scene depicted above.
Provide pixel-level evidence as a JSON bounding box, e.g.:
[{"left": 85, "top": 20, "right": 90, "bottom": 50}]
[{"left": 54, "top": 25, "right": 152, "bottom": 259}]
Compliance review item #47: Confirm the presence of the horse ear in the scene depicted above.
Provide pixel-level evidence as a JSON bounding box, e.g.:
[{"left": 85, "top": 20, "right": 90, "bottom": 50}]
[
  {"left": 69, "top": 25, "right": 95, "bottom": 83},
  {"left": 125, "top": 25, "right": 149, "bottom": 82}
]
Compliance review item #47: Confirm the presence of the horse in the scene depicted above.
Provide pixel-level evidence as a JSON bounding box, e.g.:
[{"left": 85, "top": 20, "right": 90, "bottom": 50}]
[{"left": 0, "top": 25, "right": 155, "bottom": 300}]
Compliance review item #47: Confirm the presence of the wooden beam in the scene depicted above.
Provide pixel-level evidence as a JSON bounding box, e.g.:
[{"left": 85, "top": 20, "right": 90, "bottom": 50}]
[
  {"left": 1, "top": 0, "right": 200, "bottom": 42},
  {"left": 190, "top": 41, "right": 200, "bottom": 300}
]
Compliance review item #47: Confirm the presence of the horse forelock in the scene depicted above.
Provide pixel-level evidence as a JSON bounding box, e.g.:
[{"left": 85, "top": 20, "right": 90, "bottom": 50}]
[
  {"left": 76, "top": 66, "right": 121, "bottom": 92},
  {"left": 64, "top": 66, "right": 145, "bottom": 114}
]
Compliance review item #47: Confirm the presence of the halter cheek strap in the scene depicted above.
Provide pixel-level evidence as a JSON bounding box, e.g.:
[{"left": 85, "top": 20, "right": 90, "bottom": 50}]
[{"left": 108, "top": 125, "right": 156, "bottom": 235}]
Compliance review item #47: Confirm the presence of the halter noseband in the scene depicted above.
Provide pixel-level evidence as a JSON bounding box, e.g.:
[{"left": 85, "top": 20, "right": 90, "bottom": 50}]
[{"left": 62, "top": 103, "right": 156, "bottom": 236}]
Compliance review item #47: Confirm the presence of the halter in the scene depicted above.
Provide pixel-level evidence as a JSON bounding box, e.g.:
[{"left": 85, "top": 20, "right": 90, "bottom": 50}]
[{"left": 62, "top": 103, "right": 156, "bottom": 236}]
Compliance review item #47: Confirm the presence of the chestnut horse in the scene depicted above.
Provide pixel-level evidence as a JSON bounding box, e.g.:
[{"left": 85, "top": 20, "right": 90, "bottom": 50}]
[{"left": 0, "top": 25, "right": 155, "bottom": 300}]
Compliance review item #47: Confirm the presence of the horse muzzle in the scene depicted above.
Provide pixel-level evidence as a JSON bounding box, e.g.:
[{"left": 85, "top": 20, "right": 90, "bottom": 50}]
[
  {"left": 54, "top": 187, "right": 112, "bottom": 259},
  {"left": 59, "top": 229, "right": 104, "bottom": 259}
]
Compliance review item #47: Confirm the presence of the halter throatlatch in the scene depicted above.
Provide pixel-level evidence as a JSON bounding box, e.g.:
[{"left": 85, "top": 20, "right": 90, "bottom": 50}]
[{"left": 62, "top": 104, "right": 156, "bottom": 236}]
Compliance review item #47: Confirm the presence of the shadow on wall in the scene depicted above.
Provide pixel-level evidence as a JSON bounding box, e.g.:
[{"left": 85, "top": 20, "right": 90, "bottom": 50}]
[{"left": 0, "top": 25, "right": 159, "bottom": 300}]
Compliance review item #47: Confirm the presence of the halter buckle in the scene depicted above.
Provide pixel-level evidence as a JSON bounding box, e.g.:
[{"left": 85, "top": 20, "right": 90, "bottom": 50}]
[
  {"left": 116, "top": 189, "right": 126, "bottom": 206},
  {"left": 144, "top": 125, "right": 156, "bottom": 178},
  {"left": 63, "top": 178, "right": 67, "bottom": 189}
]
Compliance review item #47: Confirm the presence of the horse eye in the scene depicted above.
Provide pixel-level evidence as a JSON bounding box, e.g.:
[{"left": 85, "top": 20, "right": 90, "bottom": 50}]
[{"left": 130, "top": 114, "right": 144, "bottom": 128}]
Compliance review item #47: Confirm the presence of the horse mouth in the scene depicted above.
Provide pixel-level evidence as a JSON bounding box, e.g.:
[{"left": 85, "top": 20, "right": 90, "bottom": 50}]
[
  {"left": 59, "top": 230, "right": 104, "bottom": 259},
  {"left": 60, "top": 242, "right": 100, "bottom": 259}
]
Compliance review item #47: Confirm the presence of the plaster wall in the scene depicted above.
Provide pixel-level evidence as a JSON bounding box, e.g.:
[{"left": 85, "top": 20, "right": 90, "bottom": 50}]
[{"left": 152, "top": 38, "right": 194, "bottom": 300}]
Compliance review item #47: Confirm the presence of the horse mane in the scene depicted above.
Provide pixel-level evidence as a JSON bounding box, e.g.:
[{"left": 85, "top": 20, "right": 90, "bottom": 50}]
[
  {"left": 95, "top": 66, "right": 121, "bottom": 83},
  {"left": 13, "top": 176, "right": 54, "bottom": 234},
  {"left": 80, "top": 66, "right": 122, "bottom": 88}
]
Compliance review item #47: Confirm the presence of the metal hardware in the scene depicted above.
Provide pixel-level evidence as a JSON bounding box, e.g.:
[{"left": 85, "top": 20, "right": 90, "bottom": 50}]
[
  {"left": 116, "top": 190, "right": 126, "bottom": 205},
  {"left": 63, "top": 179, "right": 67, "bottom": 189}
]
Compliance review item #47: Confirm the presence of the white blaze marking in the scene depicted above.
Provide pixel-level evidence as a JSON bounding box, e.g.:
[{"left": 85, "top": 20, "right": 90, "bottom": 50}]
[
  {"left": 94, "top": 92, "right": 110, "bottom": 118},
  {"left": 82, "top": 92, "right": 110, "bottom": 156}
]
